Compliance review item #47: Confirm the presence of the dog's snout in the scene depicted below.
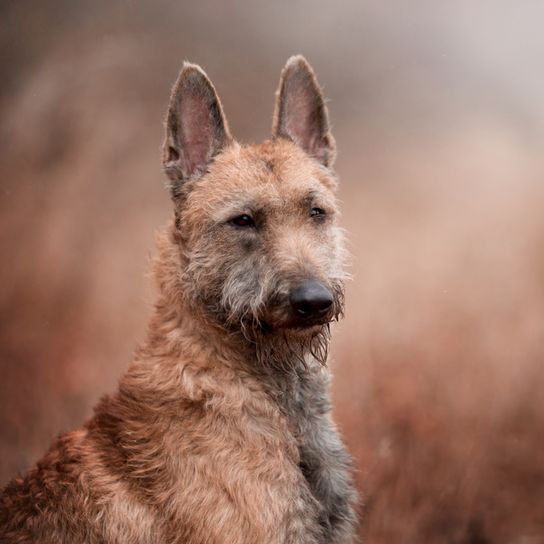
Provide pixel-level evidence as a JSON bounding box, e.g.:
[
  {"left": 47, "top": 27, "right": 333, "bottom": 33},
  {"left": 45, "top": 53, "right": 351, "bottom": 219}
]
[{"left": 289, "top": 281, "right": 333, "bottom": 320}]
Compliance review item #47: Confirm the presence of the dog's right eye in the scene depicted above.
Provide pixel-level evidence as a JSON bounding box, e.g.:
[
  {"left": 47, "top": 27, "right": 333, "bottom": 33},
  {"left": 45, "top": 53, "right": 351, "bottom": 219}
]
[{"left": 230, "top": 214, "right": 255, "bottom": 228}]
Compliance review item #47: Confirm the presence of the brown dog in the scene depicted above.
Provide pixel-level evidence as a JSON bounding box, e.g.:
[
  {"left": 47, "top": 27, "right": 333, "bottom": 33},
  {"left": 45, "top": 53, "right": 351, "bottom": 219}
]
[{"left": 0, "top": 56, "right": 356, "bottom": 543}]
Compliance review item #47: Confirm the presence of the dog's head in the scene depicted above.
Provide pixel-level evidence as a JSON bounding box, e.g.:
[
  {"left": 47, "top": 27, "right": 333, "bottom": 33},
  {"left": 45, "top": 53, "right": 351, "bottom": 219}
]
[{"left": 162, "top": 56, "right": 346, "bottom": 362}]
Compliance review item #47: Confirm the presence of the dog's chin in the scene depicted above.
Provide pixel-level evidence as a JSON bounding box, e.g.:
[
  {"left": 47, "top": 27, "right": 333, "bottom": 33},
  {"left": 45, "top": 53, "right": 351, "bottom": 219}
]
[
  {"left": 232, "top": 307, "right": 337, "bottom": 341},
  {"left": 283, "top": 323, "right": 328, "bottom": 340},
  {"left": 258, "top": 318, "right": 330, "bottom": 337}
]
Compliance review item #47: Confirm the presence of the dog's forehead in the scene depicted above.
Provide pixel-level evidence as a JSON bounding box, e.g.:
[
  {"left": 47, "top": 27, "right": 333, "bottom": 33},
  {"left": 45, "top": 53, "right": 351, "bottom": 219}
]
[{"left": 190, "top": 140, "right": 336, "bottom": 212}]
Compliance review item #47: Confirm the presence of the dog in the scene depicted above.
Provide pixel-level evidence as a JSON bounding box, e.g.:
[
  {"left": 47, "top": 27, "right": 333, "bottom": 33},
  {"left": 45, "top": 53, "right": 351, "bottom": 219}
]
[{"left": 0, "top": 55, "right": 357, "bottom": 543}]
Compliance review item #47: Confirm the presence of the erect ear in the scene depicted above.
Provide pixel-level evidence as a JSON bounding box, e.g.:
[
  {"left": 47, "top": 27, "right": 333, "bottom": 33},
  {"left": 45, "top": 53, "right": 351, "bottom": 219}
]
[
  {"left": 163, "top": 62, "right": 232, "bottom": 189},
  {"left": 272, "top": 55, "right": 336, "bottom": 167}
]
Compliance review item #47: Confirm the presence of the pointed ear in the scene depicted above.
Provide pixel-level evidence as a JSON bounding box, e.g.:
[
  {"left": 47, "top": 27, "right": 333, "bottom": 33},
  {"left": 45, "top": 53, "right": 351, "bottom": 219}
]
[
  {"left": 163, "top": 62, "right": 232, "bottom": 189},
  {"left": 272, "top": 55, "right": 336, "bottom": 167}
]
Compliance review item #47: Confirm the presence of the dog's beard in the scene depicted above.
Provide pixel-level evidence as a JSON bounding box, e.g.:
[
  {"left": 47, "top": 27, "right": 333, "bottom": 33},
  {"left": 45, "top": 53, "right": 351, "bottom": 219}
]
[{"left": 253, "top": 323, "right": 332, "bottom": 371}]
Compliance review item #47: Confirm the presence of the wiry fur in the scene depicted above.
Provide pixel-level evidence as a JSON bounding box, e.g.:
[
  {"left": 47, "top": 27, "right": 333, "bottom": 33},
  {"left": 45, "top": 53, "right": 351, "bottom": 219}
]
[{"left": 0, "top": 56, "right": 357, "bottom": 543}]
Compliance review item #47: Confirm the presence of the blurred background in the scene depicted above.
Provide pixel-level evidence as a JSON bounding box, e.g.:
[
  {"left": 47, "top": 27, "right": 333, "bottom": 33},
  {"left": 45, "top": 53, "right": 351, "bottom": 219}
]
[{"left": 1, "top": 1, "right": 544, "bottom": 541}]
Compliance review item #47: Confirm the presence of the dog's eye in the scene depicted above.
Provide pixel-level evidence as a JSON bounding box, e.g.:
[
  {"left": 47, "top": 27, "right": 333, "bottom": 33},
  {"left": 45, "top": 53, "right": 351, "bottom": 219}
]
[
  {"left": 310, "top": 207, "right": 326, "bottom": 218},
  {"left": 230, "top": 214, "right": 255, "bottom": 228}
]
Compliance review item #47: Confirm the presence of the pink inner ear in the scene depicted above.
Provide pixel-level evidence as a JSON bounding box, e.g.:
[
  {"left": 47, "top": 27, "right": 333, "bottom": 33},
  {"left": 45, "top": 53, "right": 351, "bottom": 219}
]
[
  {"left": 180, "top": 90, "right": 215, "bottom": 177},
  {"left": 285, "top": 89, "right": 313, "bottom": 147},
  {"left": 282, "top": 74, "right": 327, "bottom": 161}
]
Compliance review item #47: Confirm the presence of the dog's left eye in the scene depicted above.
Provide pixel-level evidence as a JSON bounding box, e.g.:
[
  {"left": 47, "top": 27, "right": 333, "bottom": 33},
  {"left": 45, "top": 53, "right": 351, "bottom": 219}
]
[
  {"left": 310, "top": 207, "right": 326, "bottom": 218},
  {"left": 230, "top": 214, "right": 255, "bottom": 227}
]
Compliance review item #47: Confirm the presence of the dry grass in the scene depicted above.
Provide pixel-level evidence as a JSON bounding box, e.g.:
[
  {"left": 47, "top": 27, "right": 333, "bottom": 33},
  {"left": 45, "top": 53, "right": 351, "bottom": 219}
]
[{"left": 2, "top": 2, "right": 544, "bottom": 541}]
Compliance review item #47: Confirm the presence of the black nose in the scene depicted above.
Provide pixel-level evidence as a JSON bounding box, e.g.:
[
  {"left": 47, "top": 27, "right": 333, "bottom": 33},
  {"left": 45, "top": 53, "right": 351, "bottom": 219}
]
[{"left": 289, "top": 281, "right": 333, "bottom": 320}]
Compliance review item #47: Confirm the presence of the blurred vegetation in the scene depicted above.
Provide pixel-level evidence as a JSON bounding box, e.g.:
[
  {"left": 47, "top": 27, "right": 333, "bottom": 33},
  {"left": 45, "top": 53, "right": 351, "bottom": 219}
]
[{"left": 1, "top": 2, "right": 544, "bottom": 541}]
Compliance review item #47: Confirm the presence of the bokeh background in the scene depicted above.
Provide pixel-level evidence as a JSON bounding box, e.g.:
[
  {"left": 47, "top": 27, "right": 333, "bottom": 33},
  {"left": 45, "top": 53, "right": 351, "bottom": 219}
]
[{"left": 2, "top": 1, "right": 544, "bottom": 542}]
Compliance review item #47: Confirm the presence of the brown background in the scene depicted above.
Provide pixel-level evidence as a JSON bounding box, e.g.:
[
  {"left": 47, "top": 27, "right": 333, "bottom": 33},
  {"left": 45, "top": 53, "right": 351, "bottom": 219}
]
[{"left": 1, "top": 1, "right": 544, "bottom": 542}]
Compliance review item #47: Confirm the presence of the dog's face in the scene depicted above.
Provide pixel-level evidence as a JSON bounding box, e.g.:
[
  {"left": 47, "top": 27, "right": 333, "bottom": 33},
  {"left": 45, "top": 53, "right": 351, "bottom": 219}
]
[
  {"left": 178, "top": 140, "right": 346, "bottom": 334},
  {"left": 162, "top": 57, "right": 346, "bottom": 354}
]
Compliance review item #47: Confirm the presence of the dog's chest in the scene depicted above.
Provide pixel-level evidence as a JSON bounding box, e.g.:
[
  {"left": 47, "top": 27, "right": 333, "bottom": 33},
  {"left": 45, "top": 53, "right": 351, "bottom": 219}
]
[{"left": 268, "top": 367, "right": 353, "bottom": 541}]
